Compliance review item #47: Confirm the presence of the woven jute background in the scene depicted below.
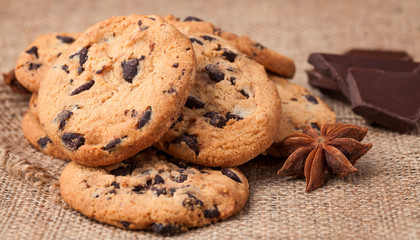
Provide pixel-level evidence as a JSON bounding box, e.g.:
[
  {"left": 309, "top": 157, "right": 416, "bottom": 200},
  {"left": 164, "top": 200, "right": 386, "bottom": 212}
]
[{"left": 0, "top": 0, "right": 419, "bottom": 239}]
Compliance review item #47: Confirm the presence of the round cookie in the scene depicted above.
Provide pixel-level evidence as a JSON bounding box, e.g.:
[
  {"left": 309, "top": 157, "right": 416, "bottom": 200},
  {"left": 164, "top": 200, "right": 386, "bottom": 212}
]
[
  {"left": 22, "top": 111, "right": 68, "bottom": 160},
  {"left": 60, "top": 148, "right": 249, "bottom": 236},
  {"left": 165, "top": 15, "right": 296, "bottom": 78},
  {"left": 266, "top": 74, "right": 336, "bottom": 157},
  {"left": 154, "top": 33, "right": 281, "bottom": 167},
  {"left": 37, "top": 15, "right": 196, "bottom": 167},
  {"left": 15, "top": 32, "right": 80, "bottom": 92}
]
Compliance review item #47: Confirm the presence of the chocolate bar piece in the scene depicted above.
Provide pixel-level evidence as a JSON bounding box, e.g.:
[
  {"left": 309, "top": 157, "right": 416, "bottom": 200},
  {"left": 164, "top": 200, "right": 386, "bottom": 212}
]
[
  {"left": 306, "top": 69, "right": 349, "bottom": 102},
  {"left": 344, "top": 49, "right": 413, "bottom": 62},
  {"left": 308, "top": 53, "right": 420, "bottom": 98},
  {"left": 346, "top": 68, "right": 420, "bottom": 133}
]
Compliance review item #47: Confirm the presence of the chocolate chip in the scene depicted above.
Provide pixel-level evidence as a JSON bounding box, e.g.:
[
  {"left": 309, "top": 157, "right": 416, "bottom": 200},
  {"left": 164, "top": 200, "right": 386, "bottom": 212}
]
[
  {"left": 110, "top": 160, "right": 136, "bottom": 176},
  {"left": 205, "top": 64, "right": 225, "bottom": 82},
  {"left": 138, "top": 107, "right": 152, "bottom": 129},
  {"left": 240, "top": 89, "right": 249, "bottom": 98},
  {"left": 70, "top": 80, "right": 95, "bottom": 96},
  {"left": 61, "top": 133, "right": 85, "bottom": 150},
  {"left": 291, "top": 98, "right": 298, "bottom": 101},
  {"left": 173, "top": 172, "right": 188, "bottom": 183},
  {"left": 229, "top": 76, "right": 236, "bottom": 85},
  {"left": 121, "top": 59, "right": 139, "bottom": 83},
  {"left": 107, "top": 189, "right": 116, "bottom": 195},
  {"left": 173, "top": 134, "right": 199, "bottom": 155},
  {"left": 182, "top": 194, "right": 203, "bottom": 211},
  {"left": 140, "top": 25, "right": 149, "bottom": 31},
  {"left": 25, "top": 46, "right": 39, "bottom": 58},
  {"left": 56, "top": 110, "right": 73, "bottom": 131},
  {"left": 204, "top": 206, "right": 220, "bottom": 218},
  {"left": 151, "top": 223, "right": 181, "bottom": 236},
  {"left": 203, "top": 111, "right": 227, "bottom": 128},
  {"left": 189, "top": 37, "right": 203, "bottom": 45},
  {"left": 163, "top": 87, "right": 176, "bottom": 94},
  {"left": 222, "top": 50, "right": 237, "bottom": 62},
  {"left": 56, "top": 35, "right": 75, "bottom": 44},
  {"left": 130, "top": 109, "right": 138, "bottom": 117},
  {"left": 37, "top": 136, "right": 52, "bottom": 149},
  {"left": 169, "top": 188, "right": 177, "bottom": 195},
  {"left": 185, "top": 96, "right": 205, "bottom": 109},
  {"left": 154, "top": 174, "right": 165, "bottom": 184},
  {"left": 148, "top": 17, "right": 156, "bottom": 21},
  {"left": 311, "top": 122, "right": 321, "bottom": 131},
  {"left": 152, "top": 187, "right": 167, "bottom": 196},
  {"left": 120, "top": 221, "right": 130, "bottom": 228},
  {"left": 222, "top": 168, "right": 242, "bottom": 183},
  {"left": 69, "top": 47, "right": 88, "bottom": 66},
  {"left": 28, "top": 63, "right": 42, "bottom": 70},
  {"left": 201, "top": 35, "right": 216, "bottom": 41},
  {"left": 226, "top": 112, "right": 243, "bottom": 121},
  {"left": 57, "top": 52, "right": 62, "bottom": 57},
  {"left": 132, "top": 185, "right": 146, "bottom": 194},
  {"left": 170, "top": 113, "right": 183, "bottom": 128},
  {"left": 173, "top": 63, "right": 179, "bottom": 68},
  {"left": 253, "top": 42, "right": 265, "bottom": 50},
  {"left": 184, "top": 16, "right": 203, "bottom": 22},
  {"left": 305, "top": 94, "right": 319, "bottom": 104},
  {"left": 138, "top": 55, "right": 145, "bottom": 61},
  {"left": 138, "top": 20, "right": 143, "bottom": 26},
  {"left": 199, "top": 170, "right": 208, "bottom": 174},
  {"left": 61, "top": 65, "right": 69, "bottom": 74},
  {"left": 77, "top": 66, "right": 84, "bottom": 74},
  {"left": 111, "top": 181, "right": 120, "bottom": 189},
  {"left": 102, "top": 136, "right": 126, "bottom": 152},
  {"left": 96, "top": 65, "right": 106, "bottom": 74}
]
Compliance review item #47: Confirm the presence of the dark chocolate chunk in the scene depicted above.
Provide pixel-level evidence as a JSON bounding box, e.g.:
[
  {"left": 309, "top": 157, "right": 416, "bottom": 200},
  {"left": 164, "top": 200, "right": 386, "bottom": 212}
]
[
  {"left": 311, "top": 122, "right": 320, "bottom": 131},
  {"left": 56, "top": 110, "right": 73, "bottom": 131},
  {"left": 28, "top": 63, "right": 42, "bottom": 70},
  {"left": 77, "top": 66, "right": 84, "bottom": 74},
  {"left": 111, "top": 181, "right": 120, "bottom": 189},
  {"left": 132, "top": 185, "right": 146, "bottom": 194},
  {"left": 184, "top": 16, "right": 203, "bottom": 22},
  {"left": 222, "top": 50, "right": 237, "bottom": 62},
  {"left": 240, "top": 89, "right": 249, "bottom": 98},
  {"left": 121, "top": 59, "right": 139, "bottom": 83},
  {"left": 56, "top": 35, "right": 75, "bottom": 44},
  {"left": 138, "top": 107, "right": 152, "bottom": 129},
  {"left": 169, "top": 187, "right": 177, "bottom": 195},
  {"left": 70, "top": 80, "right": 95, "bottom": 96},
  {"left": 57, "top": 52, "right": 62, "bottom": 57},
  {"left": 151, "top": 223, "right": 181, "bottom": 236},
  {"left": 61, "top": 65, "right": 69, "bottom": 74},
  {"left": 222, "top": 168, "right": 242, "bottom": 183},
  {"left": 226, "top": 112, "right": 243, "bottom": 121},
  {"left": 172, "top": 62, "right": 179, "bottom": 68},
  {"left": 173, "top": 134, "right": 199, "bottom": 155},
  {"left": 154, "top": 174, "right": 165, "bottom": 184},
  {"left": 204, "top": 206, "right": 220, "bottom": 218},
  {"left": 189, "top": 37, "right": 203, "bottom": 45},
  {"left": 308, "top": 53, "right": 420, "bottom": 98},
  {"left": 78, "top": 47, "right": 88, "bottom": 66},
  {"left": 138, "top": 20, "right": 142, "bottom": 26},
  {"left": 229, "top": 76, "right": 236, "bottom": 85},
  {"left": 110, "top": 160, "right": 136, "bottom": 176},
  {"left": 201, "top": 35, "right": 216, "bottom": 41},
  {"left": 102, "top": 136, "right": 126, "bottom": 152},
  {"left": 148, "top": 17, "right": 156, "bottom": 20},
  {"left": 203, "top": 111, "right": 227, "bottom": 128},
  {"left": 107, "top": 189, "right": 116, "bottom": 195},
  {"left": 291, "top": 98, "right": 298, "bottom": 101},
  {"left": 305, "top": 94, "right": 318, "bottom": 104},
  {"left": 2, "top": 69, "right": 30, "bottom": 94},
  {"left": 152, "top": 187, "right": 167, "bottom": 196},
  {"left": 120, "top": 221, "right": 130, "bottom": 228},
  {"left": 61, "top": 133, "right": 85, "bottom": 150},
  {"left": 173, "top": 172, "right": 188, "bottom": 183},
  {"left": 140, "top": 25, "right": 149, "bottom": 31},
  {"left": 25, "top": 46, "right": 39, "bottom": 58},
  {"left": 205, "top": 64, "right": 225, "bottom": 82},
  {"left": 185, "top": 96, "right": 205, "bottom": 109},
  {"left": 96, "top": 65, "right": 106, "bottom": 74},
  {"left": 182, "top": 194, "right": 203, "bottom": 211},
  {"left": 37, "top": 136, "right": 52, "bottom": 149},
  {"left": 139, "top": 55, "right": 145, "bottom": 61},
  {"left": 346, "top": 68, "right": 420, "bottom": 133}
]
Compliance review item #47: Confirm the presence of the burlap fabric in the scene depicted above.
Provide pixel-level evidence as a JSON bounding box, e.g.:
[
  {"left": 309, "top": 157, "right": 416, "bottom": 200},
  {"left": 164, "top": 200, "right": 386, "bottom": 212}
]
[{"left": 0, "top": 0, "right": 419, "bottom": 239}]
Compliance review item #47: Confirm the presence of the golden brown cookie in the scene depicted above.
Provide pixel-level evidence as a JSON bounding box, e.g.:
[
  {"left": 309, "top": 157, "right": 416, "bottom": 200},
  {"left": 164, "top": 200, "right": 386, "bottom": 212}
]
[
  {"left": 60, "top": 148, "right": 249, "bottom": 236},
  {"left": 165, "top": 15, "right": 295, "bottom": 78}
]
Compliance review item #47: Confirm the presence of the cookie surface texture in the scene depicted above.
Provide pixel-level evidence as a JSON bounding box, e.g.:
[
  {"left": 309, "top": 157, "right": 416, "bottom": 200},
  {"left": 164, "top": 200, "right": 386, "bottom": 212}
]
[
  {"left": 60, "top": 148, "right": 249, "bottom": 236},
  {"left": 266, "top": 74, "right": 336, "bottom": 156},
  {"left": 38, "top": 15, "right": 196, "bottom": 166},
  {"left": 154, "top": 34, "right": 281, "bottom": 167},
  {"left": 165, "top": 15, "right": 295, "bottom": 77},
  {"left": 15, "top": 32, "right": 80, "bottom": 92},
  {"left": 22, "top": 110, "right": 68, "bottom": 160}
]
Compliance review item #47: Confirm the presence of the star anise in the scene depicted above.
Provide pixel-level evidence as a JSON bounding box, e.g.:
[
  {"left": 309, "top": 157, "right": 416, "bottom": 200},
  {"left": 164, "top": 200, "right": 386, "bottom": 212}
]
[{"left": 276, "top": 123, "right": 373, "bottom": 192}]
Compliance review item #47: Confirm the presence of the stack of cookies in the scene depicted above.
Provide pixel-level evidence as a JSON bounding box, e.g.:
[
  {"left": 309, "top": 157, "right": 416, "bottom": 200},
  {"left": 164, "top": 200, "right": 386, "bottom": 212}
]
[{"left": 8, "top": 14, "right": 336, "bottom": 236}]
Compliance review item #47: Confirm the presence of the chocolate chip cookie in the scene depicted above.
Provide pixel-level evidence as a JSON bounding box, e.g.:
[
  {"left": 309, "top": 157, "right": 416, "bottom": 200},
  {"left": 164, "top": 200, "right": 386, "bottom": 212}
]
[
  {"left": 37, "top": 15, "right": 196, "bottom": 167},
  {"left": 22, "top": 110, "right": 68, "bottom": 160},
  {"left": 15, "top": 32, "right": 80, "bottom": 92},
  {"left": 154, "top": 34, "right": 281, "bottom": 167},
  {"left": 266, "top": 74, "right": 336, "bottom": 157},
  {"left": 60, "top": 148, "right": 249, "bottom": 236},
  {"left": 165, "top": 15, "right": 295, "bottom": 78}
]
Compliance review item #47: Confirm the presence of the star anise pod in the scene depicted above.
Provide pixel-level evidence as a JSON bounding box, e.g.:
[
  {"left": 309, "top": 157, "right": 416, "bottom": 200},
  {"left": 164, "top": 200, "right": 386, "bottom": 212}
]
[{"left": 276, "top": 123, "right": 373, "bottom": 192}]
